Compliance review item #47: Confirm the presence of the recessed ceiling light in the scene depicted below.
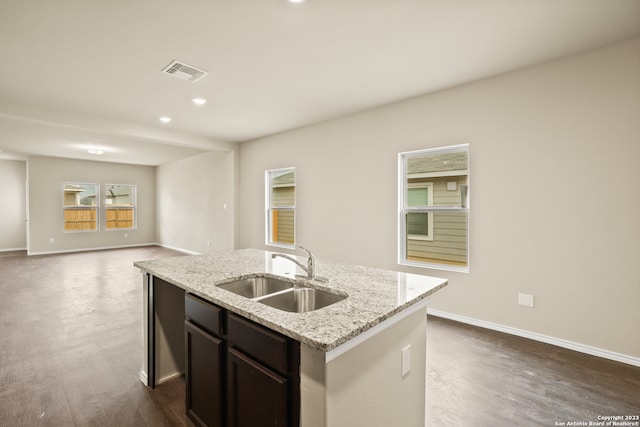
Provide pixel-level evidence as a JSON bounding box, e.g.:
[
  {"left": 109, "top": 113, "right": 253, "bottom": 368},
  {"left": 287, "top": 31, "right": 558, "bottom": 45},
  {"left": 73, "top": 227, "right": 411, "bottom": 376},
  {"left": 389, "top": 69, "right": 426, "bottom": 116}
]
[
  {"left": 288, "top": 0, "right": 306, "bottom": 3},
  {"left": 192, "top": 97, "right": 207, "bottom": 106},
  {"left": 159, "top": 116, "right": 172, "bottom": 124},
  {"left": 87, "top": 148, "right": 104, "bottom": 155}
]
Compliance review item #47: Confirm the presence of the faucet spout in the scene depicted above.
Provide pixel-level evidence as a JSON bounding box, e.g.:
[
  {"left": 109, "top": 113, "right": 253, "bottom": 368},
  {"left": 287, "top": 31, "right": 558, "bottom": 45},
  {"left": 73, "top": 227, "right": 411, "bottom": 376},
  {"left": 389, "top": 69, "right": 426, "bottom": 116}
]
[
  {"left": 271, "top": 252, "right": 311, "bottom": 277},
  {"left": 271, "top": 245, "right": 320, "bottom": 281}
]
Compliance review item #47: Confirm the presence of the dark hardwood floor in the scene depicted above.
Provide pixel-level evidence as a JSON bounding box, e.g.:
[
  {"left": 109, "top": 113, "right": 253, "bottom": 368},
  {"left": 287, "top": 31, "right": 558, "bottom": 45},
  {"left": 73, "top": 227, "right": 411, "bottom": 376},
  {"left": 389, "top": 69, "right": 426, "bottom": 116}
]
[
  {"left": 0, "top": 246, "right": 190, "bottom": 426},
  {"left": 1, "top": 246, "right": 638, "bottom": 426},
  {"left": 426, "top": 317, "right": 640, "bottom": 426}
]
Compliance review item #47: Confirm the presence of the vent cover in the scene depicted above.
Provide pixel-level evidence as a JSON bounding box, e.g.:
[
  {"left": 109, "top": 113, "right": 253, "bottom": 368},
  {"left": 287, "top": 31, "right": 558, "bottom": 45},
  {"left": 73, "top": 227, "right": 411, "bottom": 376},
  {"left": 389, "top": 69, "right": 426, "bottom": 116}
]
[{"left": 161, "top": 60, "right": 208, "bottom": 83}]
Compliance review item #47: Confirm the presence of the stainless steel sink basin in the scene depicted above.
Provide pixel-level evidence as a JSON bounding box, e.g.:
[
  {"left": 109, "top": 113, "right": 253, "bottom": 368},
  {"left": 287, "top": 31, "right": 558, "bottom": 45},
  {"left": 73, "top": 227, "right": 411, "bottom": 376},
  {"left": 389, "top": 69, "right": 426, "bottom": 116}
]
[
  {"left": 217, "top": 276, "right": 293, "bottom": 298},
  {"left": 257, "top": 288, "right": 346, "bottom": 313},
  {"left": 218, "top": 276, "right": 347, "bottom": 313}
]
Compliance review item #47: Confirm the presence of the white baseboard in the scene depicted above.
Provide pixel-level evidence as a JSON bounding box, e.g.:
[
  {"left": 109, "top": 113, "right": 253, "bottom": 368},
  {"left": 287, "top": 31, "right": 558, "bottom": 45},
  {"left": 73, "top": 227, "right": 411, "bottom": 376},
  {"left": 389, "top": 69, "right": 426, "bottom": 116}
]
[
  {"left": 0, "top": 247, "right": 27, "bottom": 252},
  {"left": 27, "top": 242, "right": 157, "bottom": 256},
  {"left": 139, "top": 370, "right": 183, "bottom": 387},
  {"left": 427, "top": 308, "right": 640, "bottom": 368},
  {"left": 157, "top": 371, "right": 183, "bottom": 385},
  {"left": 139, "top": 370, "right": 148, "bottom": 386},
  {"left": 156, "top": 243, "right": 201, "bottom": 255}
]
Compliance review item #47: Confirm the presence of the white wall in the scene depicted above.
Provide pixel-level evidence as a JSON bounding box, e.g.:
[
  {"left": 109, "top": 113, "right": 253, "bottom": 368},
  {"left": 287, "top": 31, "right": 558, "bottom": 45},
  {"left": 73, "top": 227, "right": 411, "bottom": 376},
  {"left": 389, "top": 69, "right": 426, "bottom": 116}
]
[
  {"left": 0, "top": 159, "right": 27, "bottom": 251},
  {"left": 238, "top": 37, "right": 640, "bottom": 360},
  {"left": 28, "top": 156, "right": 156, "bottom": 254},
  {"left": 156, "top": 150, "right": 235, "bottom": 254}
]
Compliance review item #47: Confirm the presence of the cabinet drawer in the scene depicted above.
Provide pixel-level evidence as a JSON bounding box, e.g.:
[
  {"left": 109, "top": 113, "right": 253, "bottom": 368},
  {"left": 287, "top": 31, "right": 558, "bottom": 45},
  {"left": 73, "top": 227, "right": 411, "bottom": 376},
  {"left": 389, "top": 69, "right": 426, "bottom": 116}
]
[
  {"left": 227, "top": 313, "right": 288, "bottom": 374},
  {"left": 185, "top": 293, "right": 223, "bottom": 336}
]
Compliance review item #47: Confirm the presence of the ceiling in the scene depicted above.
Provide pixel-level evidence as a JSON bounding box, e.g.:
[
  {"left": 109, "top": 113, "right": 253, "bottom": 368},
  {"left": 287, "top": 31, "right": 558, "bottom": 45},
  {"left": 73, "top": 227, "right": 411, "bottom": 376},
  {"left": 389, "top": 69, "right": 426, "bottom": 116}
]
[{"left": 1, "top": 0, "right": 639, "bottom": 166}]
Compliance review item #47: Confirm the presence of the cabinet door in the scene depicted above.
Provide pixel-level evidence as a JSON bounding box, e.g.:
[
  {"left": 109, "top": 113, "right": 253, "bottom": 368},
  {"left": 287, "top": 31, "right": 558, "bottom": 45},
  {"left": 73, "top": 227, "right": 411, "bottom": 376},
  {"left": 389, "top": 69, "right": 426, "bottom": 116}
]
[
  {"left": 185, "top": 321, "right": 224, "bottom": 427},
  {"left": 227, "top": 348, "right": 288, "bottom": 427}
]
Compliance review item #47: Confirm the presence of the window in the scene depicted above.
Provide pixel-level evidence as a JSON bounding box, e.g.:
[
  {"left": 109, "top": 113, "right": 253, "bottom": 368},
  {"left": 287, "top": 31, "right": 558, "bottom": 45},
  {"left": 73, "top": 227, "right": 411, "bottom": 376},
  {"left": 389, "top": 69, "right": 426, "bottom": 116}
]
[
  {"left": 105, "top": 184, "right": 136, "bottom": 230},
  {"left": 407, "top": 183, "right": 433, "bottom": 240},
  {"left": 63, "top": 183, "right": 98, "bottom": 232},
  {"left": 399, "top": 144, "right": 469, "bottom": 272},
  {"left": 266, "top": 168, "right": 295, "bottom": 248}
]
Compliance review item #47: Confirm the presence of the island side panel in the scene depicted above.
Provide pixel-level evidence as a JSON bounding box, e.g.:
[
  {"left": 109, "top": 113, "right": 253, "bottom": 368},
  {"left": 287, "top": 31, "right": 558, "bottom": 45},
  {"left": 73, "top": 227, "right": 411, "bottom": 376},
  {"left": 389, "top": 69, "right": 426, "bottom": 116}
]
[
  {"left": 154, "top": 277, "right": 186, "bottom": 384},
  {"left": 323, "top": 308, "right": 427, "bottom": 427},
  {"left": 141, "top": 274, "right": 186, "bottom": 387},
  {"left": 141, "top": 272, "right": 152, "bottom": 386},
  {"left": 300, "top": 345, "right": 328, "bottom": 427}
]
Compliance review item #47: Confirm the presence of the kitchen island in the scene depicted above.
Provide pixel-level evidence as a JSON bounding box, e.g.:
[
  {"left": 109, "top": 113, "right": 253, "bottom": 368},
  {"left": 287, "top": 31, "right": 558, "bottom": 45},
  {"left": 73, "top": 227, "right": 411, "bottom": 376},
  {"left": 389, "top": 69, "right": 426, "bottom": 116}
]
[{"left": 135, "top": 248, "right": 447, "bottom": 427}]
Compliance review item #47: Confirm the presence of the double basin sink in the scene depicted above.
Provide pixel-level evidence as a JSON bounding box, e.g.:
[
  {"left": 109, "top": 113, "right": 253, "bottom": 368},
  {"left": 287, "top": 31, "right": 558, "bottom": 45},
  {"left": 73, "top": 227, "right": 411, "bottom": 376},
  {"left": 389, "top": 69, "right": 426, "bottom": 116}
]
[{"left": 217, "top": 276, "right": 346, "bottom": 313}]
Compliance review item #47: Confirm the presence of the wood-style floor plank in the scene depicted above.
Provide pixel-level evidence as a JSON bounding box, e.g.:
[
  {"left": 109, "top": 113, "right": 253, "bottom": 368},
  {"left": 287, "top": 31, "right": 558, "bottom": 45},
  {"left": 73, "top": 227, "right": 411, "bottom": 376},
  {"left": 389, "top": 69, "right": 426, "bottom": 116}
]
[
  {"left": 0, "top": 247, "right": 191, "bottom": 427},
  {"left": 1, "top": 247, "right": 638, "bottom": 426},
  {"left": 426, "top": 316, "right": 640, "bottom": 426}
]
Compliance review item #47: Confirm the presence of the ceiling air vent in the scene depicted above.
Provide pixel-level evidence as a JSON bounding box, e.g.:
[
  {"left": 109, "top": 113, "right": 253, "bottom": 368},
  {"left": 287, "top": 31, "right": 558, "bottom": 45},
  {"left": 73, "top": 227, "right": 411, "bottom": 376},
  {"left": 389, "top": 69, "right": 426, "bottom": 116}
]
[{"left": 161, "top": 60, "right": 208, "bottom": 83}]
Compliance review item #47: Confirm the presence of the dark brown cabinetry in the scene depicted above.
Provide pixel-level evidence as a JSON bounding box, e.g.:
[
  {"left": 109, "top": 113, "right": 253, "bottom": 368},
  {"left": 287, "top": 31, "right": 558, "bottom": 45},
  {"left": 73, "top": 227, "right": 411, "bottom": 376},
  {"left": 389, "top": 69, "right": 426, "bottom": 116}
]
[
  {"left": 227, "top": 348, "right": 288, "bottom": 426},
  {"left": 185, "top": 294, "right": 225, "bottom": 427},
  {"left": 227, "top": 313, "right": 299, "bottom": 427},
  {"left": 185, "top": 321, "right": 224, "bottom": 427},
  {"left": 185, "top": 294, "right": 300, "bottom": 427}
]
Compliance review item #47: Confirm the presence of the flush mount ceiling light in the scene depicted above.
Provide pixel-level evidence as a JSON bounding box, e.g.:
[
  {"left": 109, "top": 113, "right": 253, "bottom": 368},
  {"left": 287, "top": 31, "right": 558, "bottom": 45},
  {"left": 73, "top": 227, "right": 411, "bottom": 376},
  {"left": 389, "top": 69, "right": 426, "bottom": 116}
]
[
  {"left": 288, "top": 0, "right": 306, "bottom": 3},
  {"left": 192, "top": 97, "right": 207, "bottom": 106},
  {"left": 159, "top": 116, "right": 172, "bottom": 124},
  {"left": 87, "top": 147, "right": 104, "bottom": 155}
]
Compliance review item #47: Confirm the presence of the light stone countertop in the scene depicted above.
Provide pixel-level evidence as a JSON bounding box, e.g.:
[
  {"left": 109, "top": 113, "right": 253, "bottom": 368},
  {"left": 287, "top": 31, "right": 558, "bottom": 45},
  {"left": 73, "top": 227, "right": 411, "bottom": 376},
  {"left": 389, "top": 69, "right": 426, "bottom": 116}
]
[{"left": 134, "top": 248, "right": 448, "bottom": 352}]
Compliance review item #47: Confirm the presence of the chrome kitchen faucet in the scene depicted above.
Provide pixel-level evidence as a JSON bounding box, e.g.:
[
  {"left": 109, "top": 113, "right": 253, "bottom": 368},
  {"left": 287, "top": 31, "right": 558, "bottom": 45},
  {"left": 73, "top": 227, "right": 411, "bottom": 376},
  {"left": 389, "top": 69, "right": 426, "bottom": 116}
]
[{"left": 272, "top": 246, "right": 327, "bottom": 282}]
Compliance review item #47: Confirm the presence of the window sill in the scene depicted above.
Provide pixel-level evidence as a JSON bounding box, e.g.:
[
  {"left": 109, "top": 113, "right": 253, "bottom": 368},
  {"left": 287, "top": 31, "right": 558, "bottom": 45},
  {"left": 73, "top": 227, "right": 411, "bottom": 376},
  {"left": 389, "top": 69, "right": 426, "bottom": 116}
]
[
  {"left": 399, "top": 258, "right": 469, "bottom": 274},
  {"left": 266, "top": 242, "right": 296, "bottom": 250}
]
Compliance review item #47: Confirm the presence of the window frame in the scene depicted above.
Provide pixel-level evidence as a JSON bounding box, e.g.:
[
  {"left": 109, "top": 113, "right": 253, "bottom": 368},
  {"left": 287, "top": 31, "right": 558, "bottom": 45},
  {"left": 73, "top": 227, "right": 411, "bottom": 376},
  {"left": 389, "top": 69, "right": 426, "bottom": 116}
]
[
  {"left": 62, "top": 182, "right": 99, "bottom": 233},
  {"left": 265, "top": 167, "right": 296, "bottom": 249},
  {"left": 104, "top": 184, "right": 137, "bottom": 231},
  {"left": 398, "top": 144, "right": 470, "bottom": 273}
]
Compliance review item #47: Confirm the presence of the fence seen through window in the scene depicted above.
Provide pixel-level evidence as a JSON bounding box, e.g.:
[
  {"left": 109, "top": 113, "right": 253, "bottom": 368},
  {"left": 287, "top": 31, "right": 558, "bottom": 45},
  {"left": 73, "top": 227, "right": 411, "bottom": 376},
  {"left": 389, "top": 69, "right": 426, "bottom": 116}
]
[
  {"left": 106, "top": 185, "right": 136, "bottom": 230},
  {"left": 63, "top": 183, "right": 98, "bottom": 231}
]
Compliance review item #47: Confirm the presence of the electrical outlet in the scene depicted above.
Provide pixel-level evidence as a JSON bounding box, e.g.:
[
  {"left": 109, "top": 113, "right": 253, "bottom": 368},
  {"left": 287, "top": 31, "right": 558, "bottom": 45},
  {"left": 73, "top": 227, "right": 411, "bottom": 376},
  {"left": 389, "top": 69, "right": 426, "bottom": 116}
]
[
  {"left": 49, "top": 237, "right": 55, "bottom": 243},
  {"left": 401, "top": 345, "right": 411, "bottom": 377},
  {"left": 124, "top": 233, "right": 128, "bottom": 238},
  {"left": 518, "top": 293, "right": 534, "bottom": 308}
]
